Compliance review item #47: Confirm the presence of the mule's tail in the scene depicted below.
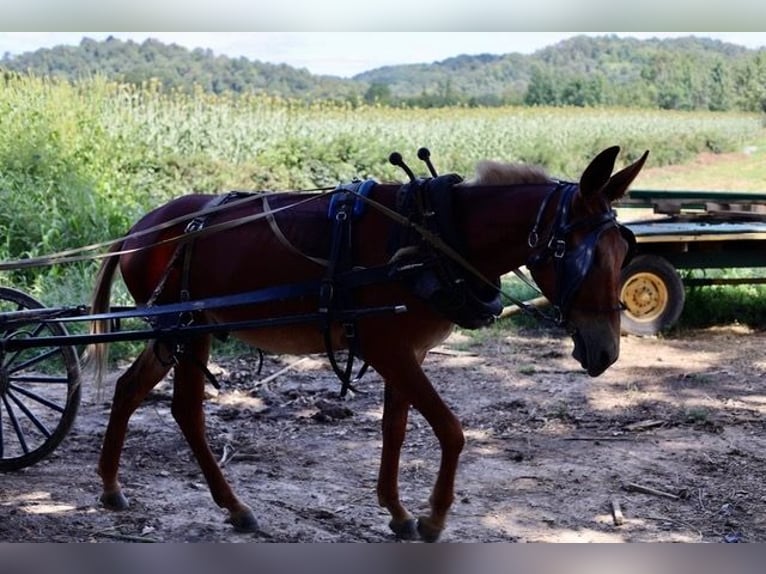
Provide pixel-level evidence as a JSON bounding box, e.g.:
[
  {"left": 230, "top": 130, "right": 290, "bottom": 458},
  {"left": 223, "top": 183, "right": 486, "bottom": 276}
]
[{"left": 82, "top": 240, "right": 123, "bottom": 397}]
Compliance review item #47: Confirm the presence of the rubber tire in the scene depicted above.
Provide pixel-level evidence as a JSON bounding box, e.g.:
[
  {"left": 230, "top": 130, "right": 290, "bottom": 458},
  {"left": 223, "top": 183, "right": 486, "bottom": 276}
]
[
  {"left": 0, "top": 287, "right": 81, "bottom": 471},
  {"left": 619, "top": 255, "right": 685, "bottom": 336}
]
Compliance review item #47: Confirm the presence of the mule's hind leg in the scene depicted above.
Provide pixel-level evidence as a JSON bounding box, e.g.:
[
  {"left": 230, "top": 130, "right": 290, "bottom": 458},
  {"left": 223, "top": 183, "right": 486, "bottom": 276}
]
[
  {"left": 371, "top": 350, "right": 465, "bottom": 542},
  {"left": 170, "top": 335, "right": 258, "bottom": 532},
  {"left": 98, "top": 342, "right": 173, "bottom": 510}
]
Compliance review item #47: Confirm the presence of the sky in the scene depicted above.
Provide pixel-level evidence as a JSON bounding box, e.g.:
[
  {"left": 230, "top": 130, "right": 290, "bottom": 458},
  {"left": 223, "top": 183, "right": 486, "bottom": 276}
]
[{"left": 1, "top": 32, "right": 765, "bottom": 78}]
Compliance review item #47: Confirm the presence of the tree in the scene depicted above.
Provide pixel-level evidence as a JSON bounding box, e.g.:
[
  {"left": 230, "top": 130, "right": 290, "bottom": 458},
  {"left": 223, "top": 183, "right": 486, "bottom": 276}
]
[
  {"left": 363, "top": 82, "right": 392, "bottom": 105},
  {"left": 560, "top": 74, "right": 605, "bottom": 107},
  {"left": 734, "top": 52, "right": 766, "bottom": 113},
  {"left": 708, "top": 61, "right": 731, "bottom": 111},
  {"left": 524, "top": 67, "right": 559, "bottom": 106}
]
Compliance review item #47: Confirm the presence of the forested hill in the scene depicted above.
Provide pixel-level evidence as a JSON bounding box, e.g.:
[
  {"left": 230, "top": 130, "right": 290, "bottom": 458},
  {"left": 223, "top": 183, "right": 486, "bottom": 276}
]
[
  {"left": 2, "top": 34, "right": 765, "bottom": 112},
  {"left": 1, "top": 37, "right": 361, "bottom": 101},
  {"left": 355, "top": 36, "right": 765, "bottom": 111}
]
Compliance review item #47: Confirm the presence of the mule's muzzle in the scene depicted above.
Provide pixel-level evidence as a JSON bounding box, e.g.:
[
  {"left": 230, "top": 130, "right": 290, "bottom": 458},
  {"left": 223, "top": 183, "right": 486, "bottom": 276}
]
[{"left": 570, "top": 329, "right": 615, "bottom": 377}]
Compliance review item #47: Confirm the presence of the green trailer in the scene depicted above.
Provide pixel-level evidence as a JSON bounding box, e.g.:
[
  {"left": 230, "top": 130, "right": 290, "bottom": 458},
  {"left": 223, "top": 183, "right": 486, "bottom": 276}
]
[{"left": 616, "top": 189, "right": 766, "bottom": 335}]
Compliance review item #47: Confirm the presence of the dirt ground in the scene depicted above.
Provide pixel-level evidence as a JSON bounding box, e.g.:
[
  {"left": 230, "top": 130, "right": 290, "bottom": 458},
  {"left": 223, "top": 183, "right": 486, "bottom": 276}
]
[{"left": 2, "top": 323, "right": 766, "bottom": 543}]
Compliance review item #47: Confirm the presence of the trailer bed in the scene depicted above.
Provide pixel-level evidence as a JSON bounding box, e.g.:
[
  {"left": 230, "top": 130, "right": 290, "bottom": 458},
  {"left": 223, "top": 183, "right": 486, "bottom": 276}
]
[{"left": 614, "top": 189, "right": 766, "bottom": 336}]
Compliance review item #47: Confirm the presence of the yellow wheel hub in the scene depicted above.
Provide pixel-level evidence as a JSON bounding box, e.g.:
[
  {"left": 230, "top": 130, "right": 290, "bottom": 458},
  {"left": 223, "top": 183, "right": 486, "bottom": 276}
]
[{"left": 620, "top": 272, "right": 668, "bottom": 323}]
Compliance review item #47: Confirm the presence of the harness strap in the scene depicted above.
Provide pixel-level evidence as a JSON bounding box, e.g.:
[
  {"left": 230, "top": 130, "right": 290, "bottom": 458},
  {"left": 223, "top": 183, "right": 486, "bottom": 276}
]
[
  {"left": 526, "top": 182, "right": 628, "bottom": 323},
  {"left": 320, "top": 192, "right": 363, "bottom": 397},
  {"left": 262, "top": 195, "right": 330, "bottom": 267},
  {"left": 317, "top": 180, "right": 379, "bottom": 396},
  {"left": 147, "top": 191, "right": 255, "bottom": 388},
  {"left": 374, "top": 174, "right": 505, "bottom": 329},
  {"left": 261, "top": 181, "right": 378, "bottom": 393},
  {"left": 146, "top": 243, "right": 185, "bottom": 308},
  {"left": 178, "top": 192, "right": 252, "bottom": 304}
]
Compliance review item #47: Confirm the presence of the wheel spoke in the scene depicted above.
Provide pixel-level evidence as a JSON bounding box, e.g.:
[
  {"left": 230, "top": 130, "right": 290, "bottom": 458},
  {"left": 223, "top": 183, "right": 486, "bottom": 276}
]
[
  {"left": 10, "top": 374, "right": 70, "bottom": 384},
  {"left": 2, "top": 394, "right": 29, "bottom": 455},
  {"left": 6, "top": 389, "right": 52, "bottom": 438},
  {"left": 2, "top": 322, "right": 49, "bottom": 368},
  {"left": 7, "top": 383, "right": 65, "bottom": 413},
  {"left": 7, "top": 347, "right": 60, "bottom": 374}
]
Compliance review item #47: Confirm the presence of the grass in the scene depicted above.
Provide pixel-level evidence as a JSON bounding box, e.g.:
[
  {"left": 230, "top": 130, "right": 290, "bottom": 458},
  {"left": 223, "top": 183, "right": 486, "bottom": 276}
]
[
  {"left": 681, "top": 277, "right": 766, "bottom": 330},
  {"left": 634, "top": 135, "right": 766, "bottom": 192}
]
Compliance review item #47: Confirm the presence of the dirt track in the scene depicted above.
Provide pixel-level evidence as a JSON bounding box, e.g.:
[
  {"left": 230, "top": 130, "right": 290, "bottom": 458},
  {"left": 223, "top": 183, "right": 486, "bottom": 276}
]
[{"left": 2, "top": 324, "right": 766, "bottom": 543}]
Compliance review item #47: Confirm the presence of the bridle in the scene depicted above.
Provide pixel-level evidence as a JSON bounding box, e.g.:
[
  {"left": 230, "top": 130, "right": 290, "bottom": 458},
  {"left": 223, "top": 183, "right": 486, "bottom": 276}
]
[{"left": 527, "top": 181, "right": 636, "bottom": 325}]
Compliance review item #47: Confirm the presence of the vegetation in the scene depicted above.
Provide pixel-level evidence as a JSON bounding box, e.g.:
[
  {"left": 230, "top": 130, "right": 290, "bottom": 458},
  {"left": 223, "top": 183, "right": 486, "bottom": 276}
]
[
  {"left": 2, "top": 35, "right": 766, "bottom": 113},
  {"left": 630, "top": 135, "right": 766, "bottom": 191},
  {"left": 679, "top": 269, "right": 766, "bottom": 331}
]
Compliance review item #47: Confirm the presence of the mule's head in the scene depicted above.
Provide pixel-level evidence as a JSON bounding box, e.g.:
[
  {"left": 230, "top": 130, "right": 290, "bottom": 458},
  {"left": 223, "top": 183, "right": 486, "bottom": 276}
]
[{"left": 527, "top": 146, "right": 648, "bottom": 376}]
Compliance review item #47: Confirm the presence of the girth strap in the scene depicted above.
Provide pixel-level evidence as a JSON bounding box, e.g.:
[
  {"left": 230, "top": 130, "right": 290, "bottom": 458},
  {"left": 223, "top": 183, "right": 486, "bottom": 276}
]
[{"left": 320, "top": 182, "right": 376, "bottom": 397}]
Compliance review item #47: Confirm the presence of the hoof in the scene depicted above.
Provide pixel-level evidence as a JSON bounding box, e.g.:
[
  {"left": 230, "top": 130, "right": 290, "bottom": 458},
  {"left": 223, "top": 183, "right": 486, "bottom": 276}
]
[
  {"left": 389, "top": 517, "right": 419, "bottom": 541},
  {"left": 417, "top": 516, "right": 444, "bottom": 543},
  {"left": 100, "top": 490, "right": 129, "bottom": 511},
  {"left": 228, "top": 507, "right": 259, "bottom": 533}
]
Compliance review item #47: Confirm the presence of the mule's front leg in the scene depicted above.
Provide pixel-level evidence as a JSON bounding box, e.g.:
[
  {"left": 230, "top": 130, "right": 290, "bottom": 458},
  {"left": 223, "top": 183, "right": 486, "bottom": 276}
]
[
  {"left": 171, "top": 337, "right": 258, "bottom": 533},
  {"left": 412, "top": 396, "right": 464, "bottom": 542}
]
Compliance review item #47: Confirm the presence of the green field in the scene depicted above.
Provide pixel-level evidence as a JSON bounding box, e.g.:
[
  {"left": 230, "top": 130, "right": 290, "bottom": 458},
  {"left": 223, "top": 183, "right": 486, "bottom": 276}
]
[
  {"left": 1, "top": 75, "right": 765, "bottom": 325},
  {"left": 636, "top": 136, "right": 766, "bottom": 192}
]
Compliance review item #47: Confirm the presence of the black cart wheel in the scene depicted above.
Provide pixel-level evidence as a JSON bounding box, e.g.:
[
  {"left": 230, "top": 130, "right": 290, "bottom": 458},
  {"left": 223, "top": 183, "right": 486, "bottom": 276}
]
[
  {"left": 0, "top": 287, "right": 81, "bottom": 471},
  {"left": 620, "top": 255, "right": 685, "bottom": 336}
]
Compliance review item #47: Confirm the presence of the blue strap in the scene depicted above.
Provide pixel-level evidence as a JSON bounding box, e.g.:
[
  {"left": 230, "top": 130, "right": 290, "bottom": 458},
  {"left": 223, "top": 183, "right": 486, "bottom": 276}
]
[
  {"left": 353, "top": 179, "right": 376, "bottom": 217},
  {"left": 328, "top": 179, "right": 376, "bottom": 219}
]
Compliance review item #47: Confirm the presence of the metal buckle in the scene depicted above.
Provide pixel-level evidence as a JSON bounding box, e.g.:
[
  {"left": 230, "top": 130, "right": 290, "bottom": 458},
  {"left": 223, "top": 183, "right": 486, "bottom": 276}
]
[{"left": 552, "top": 238, "right": 566, "bottom": 258}]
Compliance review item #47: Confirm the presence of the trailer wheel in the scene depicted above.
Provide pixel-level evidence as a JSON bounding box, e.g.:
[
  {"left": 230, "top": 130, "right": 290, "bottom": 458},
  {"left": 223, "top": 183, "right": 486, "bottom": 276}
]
[
  {"left": 0, "top": 287, "right": 81, "bottom": 471},
  {"left": 620, "top": 255, "right": 685, "bottom": 336}
]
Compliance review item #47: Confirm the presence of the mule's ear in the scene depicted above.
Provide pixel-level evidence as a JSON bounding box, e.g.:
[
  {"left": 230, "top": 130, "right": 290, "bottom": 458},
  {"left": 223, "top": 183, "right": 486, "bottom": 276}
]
[
  {"left": 579, "top": 146, "right": 621, "bottom": 198},
  {"left": 603, "top": 150, "right": 649, "bottom": 201}
]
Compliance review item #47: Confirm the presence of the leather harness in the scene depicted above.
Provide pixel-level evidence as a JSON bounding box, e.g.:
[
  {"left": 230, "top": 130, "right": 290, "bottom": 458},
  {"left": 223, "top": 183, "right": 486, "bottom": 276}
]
[
  {"left": 146, "top": 176, "right": 633, "bottom": 394},
  {"left": 148, "top": 177, "right": 505, "bottom": 394}
]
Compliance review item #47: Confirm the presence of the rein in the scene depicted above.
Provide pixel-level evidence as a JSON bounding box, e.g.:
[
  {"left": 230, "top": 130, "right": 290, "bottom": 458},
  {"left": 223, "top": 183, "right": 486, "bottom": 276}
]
[
  {"left": 350, "top": 178, "right": 632, "bottom": 328},
  {"left": 0, "top": 187, "right": 336, "bottom": 271}
]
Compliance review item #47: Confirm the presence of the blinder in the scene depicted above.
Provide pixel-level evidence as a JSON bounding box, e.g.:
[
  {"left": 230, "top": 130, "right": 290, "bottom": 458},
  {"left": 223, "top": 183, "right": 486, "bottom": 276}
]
[
  {"left": 527, "top": 182, "right": 634, "bottom": 322},
  {"left": 554, "top": 215, "right": 632, "bottom": 317}
]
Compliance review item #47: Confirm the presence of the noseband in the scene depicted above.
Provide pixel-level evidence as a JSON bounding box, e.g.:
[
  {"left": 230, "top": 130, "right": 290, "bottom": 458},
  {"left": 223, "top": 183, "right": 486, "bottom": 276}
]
[{"left": 527, "top": 182, "right": 636, "bottom": 324}]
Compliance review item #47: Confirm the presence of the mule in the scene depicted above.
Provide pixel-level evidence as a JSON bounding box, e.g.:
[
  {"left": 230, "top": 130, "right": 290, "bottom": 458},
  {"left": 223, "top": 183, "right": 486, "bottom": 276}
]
[{"left": 87, "top": 145, "right": 647, "bottom": 541}]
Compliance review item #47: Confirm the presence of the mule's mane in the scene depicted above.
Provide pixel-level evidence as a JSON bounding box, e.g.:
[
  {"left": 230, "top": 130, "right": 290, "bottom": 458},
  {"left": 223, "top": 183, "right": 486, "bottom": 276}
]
[{"left": 461, "top": 160, "right": 551, "bottom": 186}]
